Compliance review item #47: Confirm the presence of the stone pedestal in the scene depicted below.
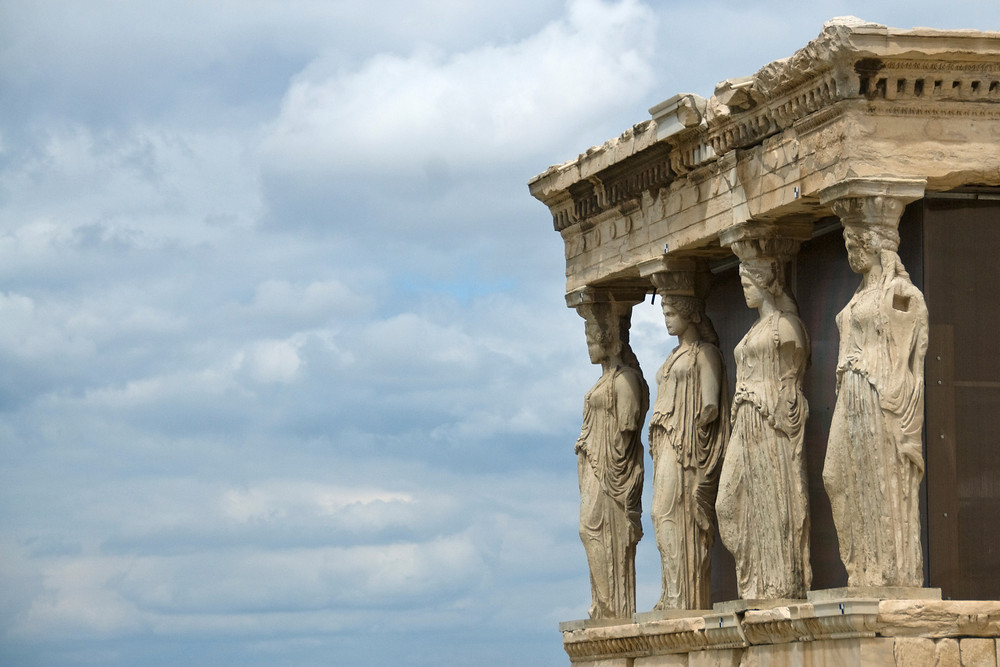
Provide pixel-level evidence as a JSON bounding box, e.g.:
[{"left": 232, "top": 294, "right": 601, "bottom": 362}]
[{"left": 561, "top": 599, "right": 1000, "bottom": 666}]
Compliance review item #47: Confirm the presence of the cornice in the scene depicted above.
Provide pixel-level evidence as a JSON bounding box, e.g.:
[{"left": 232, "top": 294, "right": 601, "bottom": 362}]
[{"left": 528, "top": 17, "right": 1000, "bottom": 235}]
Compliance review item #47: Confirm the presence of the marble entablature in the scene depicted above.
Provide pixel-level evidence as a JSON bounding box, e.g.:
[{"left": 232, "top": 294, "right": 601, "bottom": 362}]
[{"left": 529, "top": 17, "right": 1000, "bottom": 292}]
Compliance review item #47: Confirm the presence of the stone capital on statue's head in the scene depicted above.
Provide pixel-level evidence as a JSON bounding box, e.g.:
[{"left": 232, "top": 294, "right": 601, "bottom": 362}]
[{"left": 639, "top": 256, "right": 711, "bottom": 299}]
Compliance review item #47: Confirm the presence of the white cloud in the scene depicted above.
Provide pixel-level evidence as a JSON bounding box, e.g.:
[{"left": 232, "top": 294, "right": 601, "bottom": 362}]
[
  {"left": 262, "top": 0, "right": 657, "bottom": 174},
  {"left": 0, "top": 124, "right": 261, "bottom": 250},
  {"left": 12, "top": 554, "right": 145, "bottom": 639},
  {"left": 0, "top": 292, "right": 89, "bottom": 360},
  {"left": 6, "top": 472, "right": 548, "bottom": 639},
  {"left": 250, "top": 279, "right": 364, "bottom": 319},
  {"left": 220, "top": 481, "right": 413, "bottom": 524},
  {"left": 244, "top": 339, "right": 302, "bottom": 384}
]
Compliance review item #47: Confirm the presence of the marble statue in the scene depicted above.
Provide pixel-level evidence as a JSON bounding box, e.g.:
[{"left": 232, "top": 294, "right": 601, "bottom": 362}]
[
  {"left": 716, "top": 240, "right": 812, "bottom": 600},
  {"left": 649, "top": 292, "right": 728, "bottom": 610},
  {"left": 575, "top": 301, "right": 648, "bottom": 619},
  {"left": 823, "top": 222, "right": 929, "bottom": 588}
]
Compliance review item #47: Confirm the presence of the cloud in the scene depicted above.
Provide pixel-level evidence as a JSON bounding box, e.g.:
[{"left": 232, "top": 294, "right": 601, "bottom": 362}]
[
  {"left": 0, "top": 123, "right": 261, "bottom": 248},
  {"left": 249, "top": 279, "right": 366, "bottom": 321},
  {"left": 5, "top": 1, "right": 1000, "bottom": 665},
  {"left": 0, "top": 0, "right": 569, "bottom": 126},
  {"left": 262, "top": 0, "right": 657, "bottom": 175},
  {"left": 0, "top": 5, "right": 667, "bottom": 660},
  {"left": 3, "top": 468, "right": 574, "bottom": 651}
]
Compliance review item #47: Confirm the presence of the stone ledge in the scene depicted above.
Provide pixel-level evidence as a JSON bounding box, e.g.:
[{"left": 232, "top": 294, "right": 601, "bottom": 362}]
[
  {"left": 877, "top": 599, "right": 1000, "bottom": 637},
  {"left": 561, "top": 598, "right": 1000, "bottom": 663},
  {"left": 636, "top": 609, "right": 714, "bottom": 623},
  {"left": 807, "top": 586, "right": 942, "bottom": 602},
  {"left": 713, "top": 597, "right": 807, "bottom": 613},
  {"left": 702, "top": 612, "right": 747, "bottom": 650}
]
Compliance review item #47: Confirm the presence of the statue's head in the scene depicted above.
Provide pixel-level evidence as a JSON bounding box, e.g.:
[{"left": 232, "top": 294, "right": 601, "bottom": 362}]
[
  {"left": 582, "top": 304, "right": 624, "bottom": 365},
  {"left": 738, "top": 260, "right": 780, "bottom": 308},
  {"left": 844, "top": 222, "right": 898, "bottom": 274},
  {"left": 661, "top": 295, "right": 701, "bottom": 338}
]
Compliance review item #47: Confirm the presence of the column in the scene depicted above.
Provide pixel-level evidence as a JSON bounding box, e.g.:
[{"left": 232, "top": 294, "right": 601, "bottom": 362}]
[
  {"left": 638, "top": 257, "right": 729, "bottom": 613},
  {"left": 715, "top": 221, "right": 813, "bottom": 602},
  {"left": 566, "top": 285, "right": 649, "bottom": 620},
  {"left": 819, "top": 177, "right": 930, "bottom": 589}
]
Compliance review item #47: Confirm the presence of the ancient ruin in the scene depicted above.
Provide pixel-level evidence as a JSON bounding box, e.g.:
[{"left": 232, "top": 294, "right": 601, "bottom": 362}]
[{"left": 530, "top": 17, "right": 1000, "bottom": 666}]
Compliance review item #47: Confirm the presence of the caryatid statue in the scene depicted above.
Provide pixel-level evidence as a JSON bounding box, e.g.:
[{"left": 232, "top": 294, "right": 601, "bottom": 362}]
[
  {"left": 642, "top": 260, "right": 728, "bottom": 611},
  {"left": 571, "top": 288, "right": 649, "bottom": 619},
  {"left": 716, "top": 224, "right": 813, "bottom": 600},
  {"left": 820, "top": 179, "right": 929, "bottom": 588}
]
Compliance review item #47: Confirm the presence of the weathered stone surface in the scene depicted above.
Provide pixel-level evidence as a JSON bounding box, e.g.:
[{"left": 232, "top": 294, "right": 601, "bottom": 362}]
[
  {"left": 573, "top": 660, "right": 634, "bottom": 667},
  {"left": 636, "top": 609, "right": 714, "bottom": 623},
  {"left": 960, "top": 638, "right": 997, "bottom": 666},
  {"left": 807, "top": 587, "right": 941, "bottom": 602},
  {"left": 562, "top": 602, "right": 1000, "bottom": 664},
  {"left": 808, "top": 600, "right": 880, "bottom": 640},
  {"left": 878, "top": 600, "right": 1000, "bottom": 637},
  {"left": 742, "top": 606, "right": 809, "bottom": 645},
  {"left": 703, "top": 612, "right": 748, "bottom": 650},
  {"left": 634, "top": 655, "right": 688, "bottom": 667},
  {"left": 713, "top": 599, "right": 808, "bottom": 614},
  {"left": 640, "top": 616, "right": 707, "bottom": 654},
  {"left": 936, "top": 638, "right": 961, "bottom": 665},
  {"left": 563, "top": 622, "right": 644, "bottom": 663},
  {"left": 893, "top": 637, "right": 937, "bottom": 665},
  {"left": 741, "top": 638, "right": 897, "bottom": 666},
  {"left": 689, "top": 649, "right": 742, "bottom": 667}
]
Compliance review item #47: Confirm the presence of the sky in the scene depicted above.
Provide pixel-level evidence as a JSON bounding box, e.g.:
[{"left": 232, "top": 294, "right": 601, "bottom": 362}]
[{"left": 0, "top": 1, "right": 997, "bottom": 665}]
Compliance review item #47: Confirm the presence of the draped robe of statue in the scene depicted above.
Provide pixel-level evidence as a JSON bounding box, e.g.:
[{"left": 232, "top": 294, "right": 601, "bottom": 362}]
[
  {"left": 576, "top": 365, "right": 646, "bottom": 619},
  {"left": 649, "top": 341, "right": 728, "bottom": 610},
  {"left": 717, "top": 311, "right": 812, "bottom": 599},
  {"left": 824, "top": 250, "right": 928, "bottom": 587}
]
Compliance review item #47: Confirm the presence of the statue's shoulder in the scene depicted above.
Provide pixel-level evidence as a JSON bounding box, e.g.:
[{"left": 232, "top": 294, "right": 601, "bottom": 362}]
[
  {"left": 885, "top": 272, "right": 928, "bottom": 316},
  {"left": 698, "top": 341, "right": 725, "bottom": 370},
  {"left": 614, "top": 365, "right": 644, "bottom": 394},
  {"left": 775, "top": 311, "right": 808, "bottom": 346}
]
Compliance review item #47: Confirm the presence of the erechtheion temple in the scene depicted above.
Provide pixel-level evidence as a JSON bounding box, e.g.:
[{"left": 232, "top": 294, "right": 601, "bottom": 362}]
[{"left": 529, "top": 17, "right": 1000, "bottom": 666}]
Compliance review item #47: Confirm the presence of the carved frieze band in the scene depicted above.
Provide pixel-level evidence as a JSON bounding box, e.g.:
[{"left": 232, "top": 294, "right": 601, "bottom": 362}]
[
  {"left": 565, "top": 145, "right": 674, "bottom": 226},
  {"left": 708, "top": 71, "right": 841, "bottom": 156},
  {"left": 708, "top": 57, "right": 1000, "bottom": 155}
]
